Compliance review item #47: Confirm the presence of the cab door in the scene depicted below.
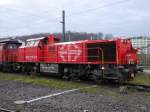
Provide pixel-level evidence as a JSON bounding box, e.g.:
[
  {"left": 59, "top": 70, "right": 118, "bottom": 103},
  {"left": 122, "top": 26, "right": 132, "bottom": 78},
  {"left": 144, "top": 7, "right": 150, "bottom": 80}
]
[{"left": 38, "top": 38, "right": 49, "bottom": 62}]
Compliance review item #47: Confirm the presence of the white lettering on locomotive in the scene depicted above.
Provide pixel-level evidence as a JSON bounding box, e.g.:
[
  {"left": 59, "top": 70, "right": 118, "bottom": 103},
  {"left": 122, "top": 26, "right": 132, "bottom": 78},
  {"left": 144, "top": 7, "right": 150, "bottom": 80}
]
[{"left": 25, "top": 56, "right": 37, "bottom": 60}]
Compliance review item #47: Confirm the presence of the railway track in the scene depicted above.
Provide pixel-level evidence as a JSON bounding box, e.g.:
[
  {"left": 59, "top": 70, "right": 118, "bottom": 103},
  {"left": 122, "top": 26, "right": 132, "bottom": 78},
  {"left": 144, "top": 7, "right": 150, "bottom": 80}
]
[
  {"left": 2, "top": 71, "right": 150, "bottom": 92},
  {"left": 0, "top": 107, "right": 14, "bottom": 112},
  {"left": 125, "top": 83, "right": 150, "bottom": 91},
  {"left": 73, "top": 79, "right": 150, "bottom": 92}
]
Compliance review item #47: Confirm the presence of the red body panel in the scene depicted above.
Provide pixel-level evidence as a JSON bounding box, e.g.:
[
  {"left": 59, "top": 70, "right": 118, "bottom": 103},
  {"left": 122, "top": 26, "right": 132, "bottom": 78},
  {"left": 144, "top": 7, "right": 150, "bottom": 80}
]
[
  {"left": 17, "top": 47, "right": 25, "bottom": 62},
  {"left": 56, "top": 42, "right": 84, "bottom": 64},
  {"left": 25, "top": 47, "right": 39, "bottom": 62},
  {"left": 116, "top": 39, "right": 138, "bottom": 65},
  {"left": 15, "top": 35, "right": 137, "bottom": 66},
  {"left": 42, "top": 45, "right": 58, "bottom": 63},
  {"left": 6, "top": 49, "right": 18, "bottom": 62},
  {"left": 0, "top": 44, "right": 4, "bottom": 63}
]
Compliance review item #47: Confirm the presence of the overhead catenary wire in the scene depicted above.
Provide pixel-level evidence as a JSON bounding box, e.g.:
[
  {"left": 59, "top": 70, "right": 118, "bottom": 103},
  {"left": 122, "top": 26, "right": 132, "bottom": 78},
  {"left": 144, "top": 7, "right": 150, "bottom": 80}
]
[
  {"left": 0, "top": 7, "right": 60, "bottom": 35},
  {"left": 66, "top": 0, "right": 132, "bottom": 31},
  {"left": 0, "top": 7, "right": 60, "bottom": 28},
  {"left": 1, "top": 0, "right": 131, "bottom": 25},
  {"left": 0, "top": 0, "right": 132, "bottom": 36},
  {"left": 68, "top": 0, "right": 131, "bottom": 17},
  {"left": 0, "top": 7, "right": 60, "bottom": 22}
]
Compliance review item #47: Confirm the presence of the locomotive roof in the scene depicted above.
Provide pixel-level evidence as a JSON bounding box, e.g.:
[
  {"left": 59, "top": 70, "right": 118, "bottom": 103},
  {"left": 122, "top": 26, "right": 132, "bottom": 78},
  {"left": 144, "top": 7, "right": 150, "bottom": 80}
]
[
  {"left": 0, "top": 39, "right": 22, "bottom": 44},
  {"left": 55, "top": 40, "right": 89, "bottom": 45},
  {"left": 55, "top": 39, "right": 120, "bottom": 45},
  {"left": 26, "top": 37, "right": 46, "bottom": 41},
  {"left": 26, "top": 36, "right": 59, "bottom": 42}
]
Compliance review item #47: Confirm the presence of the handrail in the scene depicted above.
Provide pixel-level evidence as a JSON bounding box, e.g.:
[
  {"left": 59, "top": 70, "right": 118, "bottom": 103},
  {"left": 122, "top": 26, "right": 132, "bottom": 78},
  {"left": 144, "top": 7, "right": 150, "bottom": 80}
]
[{"left": 98, "top": 48, "right": 104, "bottom": 65}]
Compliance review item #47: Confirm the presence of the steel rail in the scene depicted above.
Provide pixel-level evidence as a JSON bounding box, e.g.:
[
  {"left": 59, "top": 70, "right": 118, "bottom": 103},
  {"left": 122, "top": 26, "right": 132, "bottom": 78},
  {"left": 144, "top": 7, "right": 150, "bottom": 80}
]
[
  {"left": 124, "top": 83, "right": 150, "bottom": 91},
  {"left": 0, "top": 107, "right": 15, "bottom": 112}
]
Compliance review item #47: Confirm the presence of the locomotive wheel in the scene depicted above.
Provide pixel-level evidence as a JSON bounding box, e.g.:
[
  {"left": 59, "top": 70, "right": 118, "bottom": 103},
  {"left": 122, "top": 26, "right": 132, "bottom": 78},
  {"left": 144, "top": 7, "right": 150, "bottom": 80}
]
[
  {"left": 117, "top": 72, "right": 126, "bottom": 84},
  {"left": 91, "top": 75, "right": 102, "bottom": 84},
  {"left": 62, "top": 72, "right": 70, "bottom": 80},
  {"left": 101, "top": 79, "right": 109, "bottom": 84},
  {"left": 69, "top": 73, "right": 79, "bottom": 81},
  {"left": 118, "top": 75, "right": 126, "bottom": 84}
]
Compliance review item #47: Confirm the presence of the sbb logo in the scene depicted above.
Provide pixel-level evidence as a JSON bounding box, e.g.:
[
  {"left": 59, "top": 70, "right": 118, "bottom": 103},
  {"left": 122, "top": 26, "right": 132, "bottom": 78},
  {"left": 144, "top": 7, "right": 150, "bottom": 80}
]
[{"left": 59, "top": 44, "right": 81, "bottom": 61}]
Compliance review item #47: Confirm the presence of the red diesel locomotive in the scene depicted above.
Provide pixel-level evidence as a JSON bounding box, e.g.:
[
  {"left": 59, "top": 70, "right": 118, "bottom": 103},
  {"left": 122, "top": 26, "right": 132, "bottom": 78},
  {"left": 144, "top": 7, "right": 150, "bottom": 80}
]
[{"left": 0, "top": 35, "right": 138, "bottom": 83}]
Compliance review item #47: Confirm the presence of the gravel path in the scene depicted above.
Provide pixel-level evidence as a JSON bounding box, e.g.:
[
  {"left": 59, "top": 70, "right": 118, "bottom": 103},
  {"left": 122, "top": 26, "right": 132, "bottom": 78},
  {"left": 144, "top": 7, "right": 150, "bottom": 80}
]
[{"left": 0, "top": 80, "right": 149, "bottom": 112}]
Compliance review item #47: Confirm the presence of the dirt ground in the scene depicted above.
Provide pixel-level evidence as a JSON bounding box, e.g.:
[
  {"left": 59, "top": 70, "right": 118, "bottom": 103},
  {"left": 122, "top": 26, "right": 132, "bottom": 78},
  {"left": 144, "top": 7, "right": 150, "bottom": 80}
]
[{"left": 0, "top": 80, "right": 149, "bottom": 112}]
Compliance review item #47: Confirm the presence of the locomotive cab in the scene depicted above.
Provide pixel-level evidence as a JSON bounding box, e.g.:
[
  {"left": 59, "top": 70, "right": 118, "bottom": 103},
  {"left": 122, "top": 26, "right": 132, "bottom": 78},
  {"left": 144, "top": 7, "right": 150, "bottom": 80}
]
[
  {"left": 86, "top": 39, "right": 138, "bottom": 83},
  {"left": 0, "top": 40, "right": 21, "bottom": 62},
  {"left": 0, "top": 39, "right": 21, "bottom": 71}
]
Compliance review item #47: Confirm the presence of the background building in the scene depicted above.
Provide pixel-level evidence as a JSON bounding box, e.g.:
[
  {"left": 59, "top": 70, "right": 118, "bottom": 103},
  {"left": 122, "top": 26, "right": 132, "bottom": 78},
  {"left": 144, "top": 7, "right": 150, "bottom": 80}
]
[
  {"left": 130, "top": 36, "right": 150, "bottom": 54},
  {"left": 130, "top": 36, "right": 150, "bottom": 65}
]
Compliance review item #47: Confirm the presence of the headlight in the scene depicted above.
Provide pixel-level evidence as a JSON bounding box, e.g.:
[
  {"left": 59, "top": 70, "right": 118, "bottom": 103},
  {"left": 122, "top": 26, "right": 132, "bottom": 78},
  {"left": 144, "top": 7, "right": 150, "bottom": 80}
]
[{"left": 101, "top": 66, "right": 105, "bottom": 70}]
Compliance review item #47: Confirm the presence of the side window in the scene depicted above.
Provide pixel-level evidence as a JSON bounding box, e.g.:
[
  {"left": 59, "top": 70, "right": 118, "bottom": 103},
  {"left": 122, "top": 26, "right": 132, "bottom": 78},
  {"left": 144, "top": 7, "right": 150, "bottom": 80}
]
[
  {"left": 26, "top": 41, "right": 31, "bottom": 46},
  {"left": 30, "top": 41, "right": 35, "bottom": 46},
  {"left": 8, "top": 45, "right": 13, "bottom": 49},
  {"left": 34, "top": 40, "right": 40, "bottom": 46},
  {"left": 26, "top": 41, "right": 36, "bottom": 47},
  {"left": 8, "top": 44, "right": 17, "bottom": 49},
  {"left": 12, "top": 44, "right": 17, "bottom": 49}
]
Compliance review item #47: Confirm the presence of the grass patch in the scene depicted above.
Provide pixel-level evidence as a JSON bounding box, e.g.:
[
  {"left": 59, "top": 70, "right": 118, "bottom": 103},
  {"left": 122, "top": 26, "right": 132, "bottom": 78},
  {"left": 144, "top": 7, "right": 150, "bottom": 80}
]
[
  {"left": 0, "top": 72, "right": 120, "bottom": 96},
  {"left": 80, "top": 87, "right": 98, "bottom": 93},
  {"left": 144, "top": 68, "right": 150, "bottom": 70},
  {"left": 0, "top": 72, "right": 149, "bottom": 96},
  {"left": 101, "top": 88, "right": 119, "bottom": 96},
  {"left": 0, "top": 72, "right": 99, "bottom": 93},
  {"left": 129, "top": 72, "right": 150, "bottom": 85}
]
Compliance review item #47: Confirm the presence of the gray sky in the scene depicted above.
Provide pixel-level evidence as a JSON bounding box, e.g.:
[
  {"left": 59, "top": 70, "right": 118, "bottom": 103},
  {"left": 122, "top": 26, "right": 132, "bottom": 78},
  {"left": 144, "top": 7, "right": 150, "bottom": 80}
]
[{"left": 0, "top": 0, "right": 150, "bottom": 37}]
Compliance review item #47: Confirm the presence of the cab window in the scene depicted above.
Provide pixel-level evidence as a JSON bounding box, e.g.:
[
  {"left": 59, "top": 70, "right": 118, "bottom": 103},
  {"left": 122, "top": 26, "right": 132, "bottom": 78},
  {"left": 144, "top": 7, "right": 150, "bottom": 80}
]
[{"left": 8, "top": 44, "right": 17, "bottom": 49}]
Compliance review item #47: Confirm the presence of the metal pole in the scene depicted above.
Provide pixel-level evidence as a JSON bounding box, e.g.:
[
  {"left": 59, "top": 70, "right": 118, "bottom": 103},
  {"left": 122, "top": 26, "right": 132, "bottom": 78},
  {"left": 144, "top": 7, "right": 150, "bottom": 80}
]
[{"left": 62, "top": 10, "right": 65, "bottom": 42}]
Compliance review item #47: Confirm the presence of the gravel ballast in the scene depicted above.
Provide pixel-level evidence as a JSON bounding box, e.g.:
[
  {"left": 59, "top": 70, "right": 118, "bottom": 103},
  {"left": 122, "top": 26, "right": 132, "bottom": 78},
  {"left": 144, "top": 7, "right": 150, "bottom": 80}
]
[{"left": 0, "top": 80, "right": 149, "bottom": 112}]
